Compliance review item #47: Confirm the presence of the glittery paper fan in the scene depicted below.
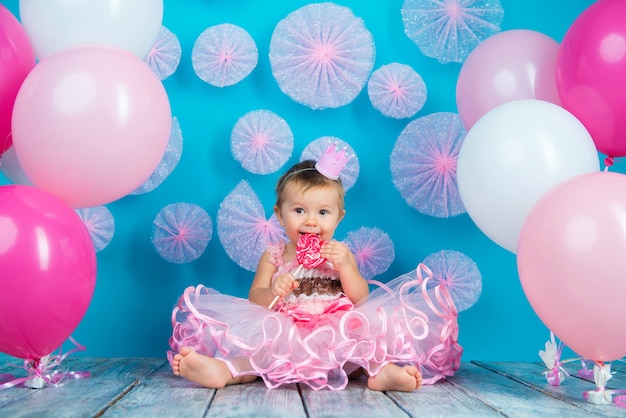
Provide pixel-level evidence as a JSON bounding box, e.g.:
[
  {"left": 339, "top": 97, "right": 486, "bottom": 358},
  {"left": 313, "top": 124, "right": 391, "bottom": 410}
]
[
  {"left": 401, "top": 0, "right": 504, "bottom": 64},
  {"left": 367, "top": 63, "right": 427, "bottom": 119},
  {"left": 151, "top": 202, "right": 212, "bottom": 264},
  {"left": 217, "top": 180, "right": 287, "bottom": 271},
  {"left": 269, "top": 2, "right": 375, "bottom": 110},
  {"left": 144, "top": 25, "right": 182, "bottom": 81},
  {"left": 421, "top": 249, "right": 482, "bottom": 311},
  {"left": 343, "top": 227, "right": 394, "bottom": 280},
  {"left": 231, "top": 110, "right": 294, "bottom": 175},
  {"left": 131, "top": 117, "right": 183, "bottom": 195},
  {"left": 300, "top": 136, "right": 359, "bottom": 191},
  {"left": 192, "top": 23, "right": 258, "bottom": 87},
  {"left": 390, "top": 112, "right": 467, "bottom": 218},
  {"left": 75, "top": 205, "right": 115, "bottom": 252}
]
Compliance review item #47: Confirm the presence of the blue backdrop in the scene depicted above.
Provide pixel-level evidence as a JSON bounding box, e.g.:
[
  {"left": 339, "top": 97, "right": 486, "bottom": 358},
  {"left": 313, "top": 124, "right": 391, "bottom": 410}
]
[{"left": 0, "top": 0, "right": 599, "bottom": 361}]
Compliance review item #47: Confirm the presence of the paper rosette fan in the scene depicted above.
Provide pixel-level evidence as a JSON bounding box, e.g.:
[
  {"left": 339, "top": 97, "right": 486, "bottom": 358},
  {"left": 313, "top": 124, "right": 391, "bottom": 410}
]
[
  {"left": 343, "top": 227, "right": 395, "bottom": 280},
  {"left": 269, "top": 2, "right": 376, "bottom": 110},
  {"left": 151, "top": 202, "right": 212, "bottom": 264},
  {"left": 144, "top": 25, "right": 182, "bottom": 81},
  {"left": 401, "top": 0, "right": 504, "bottom": 64},
  {"left": 421, "top": 249, "right": 481, "bottom": 311},
  {"left": 367, "top": 63, "right": 427, "bottom": 119},
  {"left": 231, "top": 110, "right": 294, "bottom": 174},
  {"left": 217, "top": 180, "right": 286, "bottom": 271},
  {"left": 75, "top": 205, "right": 115, "bottom": 252},
  {"left": 300, "top": 136, "right": 359, "bottom": 191},
  {"left": 192, "top": 23, "right": 258, "bottom": 87},
  {"left": 390, "top": 112, "right": 467, "bottom": 218},
  {"left": 132, "top": 117, "right": 183, "bottom": 195}
]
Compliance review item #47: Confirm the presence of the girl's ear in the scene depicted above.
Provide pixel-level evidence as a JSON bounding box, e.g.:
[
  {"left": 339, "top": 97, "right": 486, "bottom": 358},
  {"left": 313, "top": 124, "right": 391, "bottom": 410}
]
[
  {"left": 274, "top": 205, "right": 284, "bottom": 226},
  {"left": 338, "top": 209, "right": 346, "bottom": 223}
]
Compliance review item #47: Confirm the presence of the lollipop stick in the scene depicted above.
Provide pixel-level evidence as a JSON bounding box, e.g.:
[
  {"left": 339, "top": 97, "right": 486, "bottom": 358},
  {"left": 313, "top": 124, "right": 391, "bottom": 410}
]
[{"left": 268, "top": 264, "right": 303, "bottom": 309}]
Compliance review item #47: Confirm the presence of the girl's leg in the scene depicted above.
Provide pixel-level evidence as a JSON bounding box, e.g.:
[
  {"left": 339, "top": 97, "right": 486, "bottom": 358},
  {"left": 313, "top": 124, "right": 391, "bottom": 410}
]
[
  {"left": 367, "top": 363, "right": 423, "bottom": 392},
  {"left": 171, "top": 347, "right": 257, "bottom": 388}
]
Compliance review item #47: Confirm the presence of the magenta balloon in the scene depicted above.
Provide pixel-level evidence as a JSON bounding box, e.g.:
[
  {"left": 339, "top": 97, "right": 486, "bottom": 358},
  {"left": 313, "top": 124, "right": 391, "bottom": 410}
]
[
  {"left": 11, "top": 44, "right": 171, "bottom": 208},
  {"left": 0, "top": 5, "right": 36, "bottom": 155},
  {"left": 518, "top": 171, "right": 626, "bottom": 362},
  {"left": 556, "top": 0, "right": 626, "bottom": 158},
  {"left": 0, "top": 185, "right": 96, "bottom": 360},
  {"left": 456, "top": 29, "right": 561, "bottom": 130}
]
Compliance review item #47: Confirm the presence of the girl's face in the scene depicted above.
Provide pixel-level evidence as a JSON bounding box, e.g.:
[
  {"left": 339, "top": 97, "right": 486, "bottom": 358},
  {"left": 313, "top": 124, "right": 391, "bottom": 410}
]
[{"left": 275, "top": 183, "right": 345, "bottom": 244}]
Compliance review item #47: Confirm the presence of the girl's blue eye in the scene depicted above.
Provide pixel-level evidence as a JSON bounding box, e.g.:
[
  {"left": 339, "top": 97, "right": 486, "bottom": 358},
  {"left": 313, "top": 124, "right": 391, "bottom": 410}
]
[
  {"left": 319, "top": 209, "right": 328, "bottom": 216},
  {"left": 296, "top": 208, "right": 304, "bottom": 214}
]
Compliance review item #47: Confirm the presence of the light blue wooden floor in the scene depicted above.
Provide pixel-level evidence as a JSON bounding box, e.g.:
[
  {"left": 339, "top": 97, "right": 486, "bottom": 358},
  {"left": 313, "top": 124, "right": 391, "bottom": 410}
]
[{"left": 1, "top": 357, "right": 624, "bottom": 417}]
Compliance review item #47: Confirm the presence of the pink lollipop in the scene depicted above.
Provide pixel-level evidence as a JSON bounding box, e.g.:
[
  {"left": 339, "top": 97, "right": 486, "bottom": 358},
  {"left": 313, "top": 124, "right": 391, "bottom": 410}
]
[
  {"left": 268, "top": 233, "right": 327, "bottom": 309},
  {"left": 296, "top": 233, "right": 327, "bottom": 269}
]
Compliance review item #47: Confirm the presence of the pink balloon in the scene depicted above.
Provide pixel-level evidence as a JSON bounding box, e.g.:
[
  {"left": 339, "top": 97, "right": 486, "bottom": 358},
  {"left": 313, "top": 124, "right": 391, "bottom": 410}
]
[
  {"left": 517, "top": 171, "right": 626, "bottom": 362},
  {"left": 0, "top": 5, "right": 36, "bottom": 155},
  {"left": 456, "top": 29, "right": 561, "bottom": 130},
  {"left": 0, "top": 185, "right": 97, "bottom": 360},
  {"left": 11, "top": 44, "right": 171, "bottom": 208},
  {"left": 556, "top": 0, "right": 626, "bottom": 159}
]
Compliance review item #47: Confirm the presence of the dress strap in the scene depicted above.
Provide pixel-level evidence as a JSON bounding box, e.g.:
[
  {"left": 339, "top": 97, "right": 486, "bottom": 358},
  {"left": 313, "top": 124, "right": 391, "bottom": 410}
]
[{"left": 267, "top": 241, "right": 286, "bottom": 267}]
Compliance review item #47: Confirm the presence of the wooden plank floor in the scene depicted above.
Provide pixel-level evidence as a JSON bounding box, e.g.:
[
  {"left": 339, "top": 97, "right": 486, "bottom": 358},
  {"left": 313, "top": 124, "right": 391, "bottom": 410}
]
[{"left": 1, "top": 357, "right": 625, "bottom": 417}]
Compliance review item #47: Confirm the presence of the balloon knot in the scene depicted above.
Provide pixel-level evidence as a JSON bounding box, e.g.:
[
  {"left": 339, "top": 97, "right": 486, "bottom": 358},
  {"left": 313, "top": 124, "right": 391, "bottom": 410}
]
[{"left": 605, "top": 156, "right": 614, "bottom": 167}]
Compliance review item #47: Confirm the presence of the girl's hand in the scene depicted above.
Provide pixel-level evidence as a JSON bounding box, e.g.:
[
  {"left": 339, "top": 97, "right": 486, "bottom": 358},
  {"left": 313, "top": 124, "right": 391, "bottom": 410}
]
[
  {"left": 271, "top": 272, "right": 299, "bottom": 299},
  {"left": 320, "top": 240, "right": 354, "bottom": 274}
]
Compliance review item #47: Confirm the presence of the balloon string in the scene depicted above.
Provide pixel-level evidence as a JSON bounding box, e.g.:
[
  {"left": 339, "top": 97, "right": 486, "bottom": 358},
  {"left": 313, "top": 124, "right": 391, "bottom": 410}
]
[{"left": 0, "top": 336, "right": 90, "bottom": 390}]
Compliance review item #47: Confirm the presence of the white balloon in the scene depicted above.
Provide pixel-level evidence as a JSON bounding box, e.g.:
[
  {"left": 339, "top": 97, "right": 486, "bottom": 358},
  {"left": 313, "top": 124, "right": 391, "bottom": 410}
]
[
  {"left": 457, "top": 99, "right": 600, "bottom": 253},
  {"left": 0, "top": 146, "right": 31, "bottom": 185},
  {"left": 19, "top": 0, "right": 163, "bottom": 59}
]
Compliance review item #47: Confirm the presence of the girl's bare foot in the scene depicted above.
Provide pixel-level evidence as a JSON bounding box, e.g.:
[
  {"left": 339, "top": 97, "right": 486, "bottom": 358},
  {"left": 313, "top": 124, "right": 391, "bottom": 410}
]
[
  {"left": 367, "top": 363, "right": 422, "bottom": 392},
  {"left": 171, "top": 347, "right": 255, "bottom": 388}
]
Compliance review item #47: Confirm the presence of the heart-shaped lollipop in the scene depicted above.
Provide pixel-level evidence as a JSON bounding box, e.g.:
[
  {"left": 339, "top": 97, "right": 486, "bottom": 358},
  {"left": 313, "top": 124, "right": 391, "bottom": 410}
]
[
  {"left": 268, "top": 233, "right": 327, "bottom": 309},
  {"left": 296, "top": 233, "right": 327, "bottom": 269}
]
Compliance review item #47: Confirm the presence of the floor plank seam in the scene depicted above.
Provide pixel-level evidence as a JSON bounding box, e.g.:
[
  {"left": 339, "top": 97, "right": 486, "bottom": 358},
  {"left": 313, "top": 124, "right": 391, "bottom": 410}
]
[
  {"left": 202, "top": 388, "right": 218, "bottom": 418},
  {"left": 472, "top": 361, "right": 590, "bottom": 410},
  {"left": 93, "top": 380, "right": 140, "bottom": 418},
  {"left": 384, "top": 391, "right": 414, "bottom": 418},
  {"left": 296, "top": 383, "right": 311, "bottom": 418},
  {"left": 445, "top": 377, "right": 510, "bottom": 417}
]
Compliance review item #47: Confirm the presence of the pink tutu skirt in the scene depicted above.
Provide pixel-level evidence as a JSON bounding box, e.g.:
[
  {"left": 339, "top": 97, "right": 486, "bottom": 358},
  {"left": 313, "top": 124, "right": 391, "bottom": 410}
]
[{"left": 168, "top": 265, "right": 462, "bottom": 390}]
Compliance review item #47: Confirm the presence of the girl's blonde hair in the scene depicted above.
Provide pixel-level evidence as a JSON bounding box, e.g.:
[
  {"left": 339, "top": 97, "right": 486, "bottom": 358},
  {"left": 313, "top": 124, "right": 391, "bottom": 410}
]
[{"left": 275, "top": 160, "right": 345, "bottom": 210}]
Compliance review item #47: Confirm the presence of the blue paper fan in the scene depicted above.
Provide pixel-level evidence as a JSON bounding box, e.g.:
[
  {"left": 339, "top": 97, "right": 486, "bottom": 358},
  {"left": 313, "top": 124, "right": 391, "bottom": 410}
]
[
  {"left": 151, "top": 202, "right": 212, "bottom": 264},
  {"left": 269, "top": 3, "right": 375, "bottom": 109}
]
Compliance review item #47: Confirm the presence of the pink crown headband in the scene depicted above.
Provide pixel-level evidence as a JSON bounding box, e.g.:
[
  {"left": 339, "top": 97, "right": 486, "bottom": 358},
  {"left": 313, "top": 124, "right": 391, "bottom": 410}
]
[{"left": 315, "top": 143, "right": 350, "bottom": 180}]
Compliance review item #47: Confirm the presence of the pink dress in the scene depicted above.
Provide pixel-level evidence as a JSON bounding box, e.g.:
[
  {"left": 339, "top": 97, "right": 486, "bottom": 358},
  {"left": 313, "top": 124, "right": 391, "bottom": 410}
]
[{"left": 168, "top": 241, "right": 462, "bottom": 390}]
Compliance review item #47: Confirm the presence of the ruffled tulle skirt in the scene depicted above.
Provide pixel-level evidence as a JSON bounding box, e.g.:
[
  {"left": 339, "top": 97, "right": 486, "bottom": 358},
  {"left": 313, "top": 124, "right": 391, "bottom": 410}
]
[{"left": 168, "top": 265, "right": 463, "bottom": 390}]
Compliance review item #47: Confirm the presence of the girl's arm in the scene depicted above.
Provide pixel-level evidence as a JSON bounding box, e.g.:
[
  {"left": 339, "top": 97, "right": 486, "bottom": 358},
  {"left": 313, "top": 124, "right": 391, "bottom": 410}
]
[
  {"left": 321, "top": 241, "right": 369, "bottom": 304},
  {"left": 248, "top": 250, "right": 279, "bottom": 306}
]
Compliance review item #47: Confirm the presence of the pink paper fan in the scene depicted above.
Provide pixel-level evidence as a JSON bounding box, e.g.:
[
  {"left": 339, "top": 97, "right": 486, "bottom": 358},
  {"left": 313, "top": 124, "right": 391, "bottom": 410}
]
[
  {"left": 367, "top": 63, "right": 427, "bottom": 119},
  {"left": 231, "top": 110, "right": 294, "bottom": 175},
  {"left": 390, "top": 112, "right": 467, "bottom": 218},
  {"left": 343, "top": 227, "right": 395, "bottom": 280},
  {"left": 144, "top": 25, "right": 182, "bottom": 81},
  {"left": 269, "top": 3, "right": 375, "bottom": 109},
  {"left": 300, "top": 137, "right": 359, "bottom": 191},
  {"left": 401, "top": 0, "right": 504, "bottom": 63},
  {"left": 192, "top": 23, "right": 258, "bottom": 87},
  {"left": 75, "top": 205, "right": 115, "bottom": 252},
  {"left": 421, "top": 249, "right": 481, "bottom": 311},
  {"left": 151, "top": 202, "right": 212, "bottom": 264},
  {"left": 217, "top": 180, "right": 287, "bottom": 271},
  {"left": 132, "top": 117, "right": 183, "bottom": 195}
]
